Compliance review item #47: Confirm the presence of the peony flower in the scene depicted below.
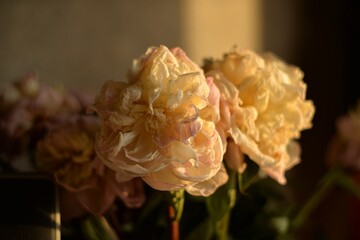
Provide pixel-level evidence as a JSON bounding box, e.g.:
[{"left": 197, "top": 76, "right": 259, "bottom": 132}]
[
  {"left": 327, "top": 103, "right": 360, "bottom": 170},
  {"left": 36, "top": 115, "right": 145, "bottom": 219},
  {"left": 0, "top": 73, "right": 81, "bottom": 159},
  {"left": 325, "top": 103, "right": 360, "bottom": 240},
  {"left": 29, "top": 85, "right": 80, "bottom": 119},
  {"left": 205, "top": 48, "right": 315, "bottom": 184},
  {"left": 93, "top": 45, "right": 226, "bottom": 196}
]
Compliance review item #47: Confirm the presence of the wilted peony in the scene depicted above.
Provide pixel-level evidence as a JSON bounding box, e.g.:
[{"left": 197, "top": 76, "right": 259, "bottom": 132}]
[
  {"left": 36, "top": 115, "right": 145, "bottom": 219},
  {"left": 93, "top": 45, "right": 226, "bottom": 196},
  {"left": 205, "top": 48, "right": 315, "bottom": 184}
]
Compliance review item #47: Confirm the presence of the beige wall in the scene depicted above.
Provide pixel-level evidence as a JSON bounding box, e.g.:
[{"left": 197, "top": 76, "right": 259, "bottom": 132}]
[
  {"left": 1, "top": 1, "right": 297, "bottom": 92},
  {"left": 0, "top": 1, "right": 182, "bottom": 91}
]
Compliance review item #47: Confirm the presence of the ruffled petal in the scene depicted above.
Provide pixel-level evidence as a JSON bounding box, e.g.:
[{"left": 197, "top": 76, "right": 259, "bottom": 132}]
[
  {"left": 76, "top": 177, "right": 116, "bottom": 215},
  {"left": 185, "top": 164, "right": 228, "bottom": 197}
]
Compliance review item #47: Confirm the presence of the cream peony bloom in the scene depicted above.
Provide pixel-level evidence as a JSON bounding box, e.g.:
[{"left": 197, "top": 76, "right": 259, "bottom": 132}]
[
  {"left": 94, "top": 45, "right": 226, "bottom": 196},
  {"left": 206, "top": 49, "right": 315, "bottom": 184}
]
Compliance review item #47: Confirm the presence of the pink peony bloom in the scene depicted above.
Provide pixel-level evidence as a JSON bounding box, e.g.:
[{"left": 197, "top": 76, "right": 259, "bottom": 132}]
[
  {"left": 36, "top": 115, "right": 145, "bottom": 219},
  {"left": 327, "top": 104, "right": 360, "bottom": 170},
  {"left": 93, "top": 45, "right": 227, "bottom": 196}
]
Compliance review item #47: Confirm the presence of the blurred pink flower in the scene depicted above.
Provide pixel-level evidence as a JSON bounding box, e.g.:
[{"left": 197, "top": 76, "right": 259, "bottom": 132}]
[
  {"left": 325, "top": 104, "right": 360, "bottom": 239},
  {"left": 327, "top": 104, "right": 360, "bottom": 170},
  {"left": 0, "top": 73, "right": 81, "bottom": 158},
  {"left": 93, "top": 45, "right": 226, "bottom": 196},
  {"left": 70, "top": 89, "right": 97, "bottom": 113},
  {"left": 36, "top": 115, "right": 145, "bottom": 219}
]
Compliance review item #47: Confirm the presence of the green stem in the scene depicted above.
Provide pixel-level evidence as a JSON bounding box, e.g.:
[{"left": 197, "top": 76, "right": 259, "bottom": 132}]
[
  {"left": 292, "top": 168, "right": 360, "bottom": 231},
  {"left": 168, "top": 190, "right": 185, "bottom": 221},
  {"left": 212, "top": 170, "right": 237, "bottom": 240},
  {"left": 81, "top": 215, "right": 119, "bottom": 240},
  {"left": 215, "top": 211, "right": 231, "bottom": 240},
  {"left": 167, "top": 190, "right": 185, "bottom": 240},
  {"left": 291, "top": 168, "right": 343, "bottom": 230},
  {"left": 238, "top": 171, "right": 259, "bottom": 193},
  {"left": 168, "top": 204, "right": 180, "bottom": 240},
  {"left": 333, "top": 170, "right": 360, "bottom": 199}
]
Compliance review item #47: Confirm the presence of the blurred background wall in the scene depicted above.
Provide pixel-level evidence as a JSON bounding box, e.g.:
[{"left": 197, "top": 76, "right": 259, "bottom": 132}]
[
  {"left": 1, "top": 0, "right": 359, "bottom": 238},
  {"left": 0, "top": 0, "right": 182, "bottom": 91},
  {"left": 0, "top": 0, "right": 262, "bottom": 89},
  {"left": 0, "top": 0, "right": 265, "bottom": 91}
]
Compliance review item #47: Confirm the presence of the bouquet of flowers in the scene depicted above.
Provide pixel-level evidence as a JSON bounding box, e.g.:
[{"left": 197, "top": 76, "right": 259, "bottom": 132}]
[{"left": 0, "top": 45, "right": 315, "bottom": 239}]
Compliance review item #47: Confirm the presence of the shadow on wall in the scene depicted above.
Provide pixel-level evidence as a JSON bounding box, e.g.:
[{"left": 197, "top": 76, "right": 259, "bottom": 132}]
[
  {"left": 262, "top": 0, "right": 360, "bottom": 239},
  {"left": 0, "top": 1, "right": 182, "bottom": 91}
]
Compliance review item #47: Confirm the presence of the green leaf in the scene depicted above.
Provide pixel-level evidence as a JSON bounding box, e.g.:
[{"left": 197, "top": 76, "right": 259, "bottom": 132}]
[
  {"left": 291, "top": 168, "right": 341, "bottom": 230},
  {"left": 206, "top": 170, "right": 236, "bottom": 221},
  {"left": 81, "top": 216, "right": 119, "bottom": 240},
  {"left": 206, "top": 170, "right": 237, "bottom": 240}
]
